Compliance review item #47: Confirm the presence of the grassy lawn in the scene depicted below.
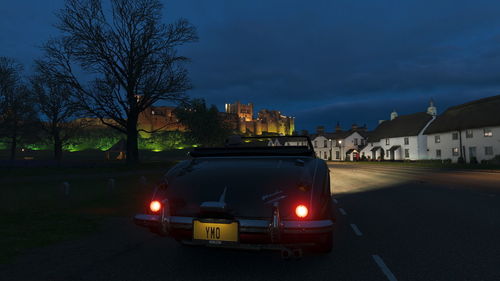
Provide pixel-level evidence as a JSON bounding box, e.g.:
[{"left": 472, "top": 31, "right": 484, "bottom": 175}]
[{"left": 0, "top": 161, "right": 176, "bottom": 263}]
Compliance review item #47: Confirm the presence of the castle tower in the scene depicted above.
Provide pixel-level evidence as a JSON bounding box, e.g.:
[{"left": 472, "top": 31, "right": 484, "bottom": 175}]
[
  {"left": 427, "top": 99, "right": 437, "bottom": 116},
  {"left": 390, "top": 109, "right": 398, "bottom": 120}
]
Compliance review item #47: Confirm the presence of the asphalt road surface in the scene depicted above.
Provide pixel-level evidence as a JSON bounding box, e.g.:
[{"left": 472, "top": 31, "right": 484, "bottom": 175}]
[{"left": 2, "top": 163, "right": 500, "bottom": 281}]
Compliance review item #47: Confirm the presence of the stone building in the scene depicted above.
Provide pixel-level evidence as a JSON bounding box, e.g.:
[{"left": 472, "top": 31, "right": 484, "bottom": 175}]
[
  {"left": 224, "top": 101, "right": 295, "bottom": 136},
  {"left": 137, "top": 106, "right": 186, "bottom": 137}
]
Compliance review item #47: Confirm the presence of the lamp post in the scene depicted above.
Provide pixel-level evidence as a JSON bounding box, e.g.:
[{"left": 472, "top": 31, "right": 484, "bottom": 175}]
[
  {"left": 338, "top": 140, "right": 343, "bottom": 161},
  {"left": 329, "top": 139, "right": 332, "bottom": 160}
]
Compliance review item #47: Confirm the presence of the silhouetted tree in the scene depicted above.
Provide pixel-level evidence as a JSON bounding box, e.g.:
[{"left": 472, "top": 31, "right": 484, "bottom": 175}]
[
  {"left": 0, "top": 57, "right": 38, "bottom": 160},
  {"left": 36, "top": 0, "right": 197, "bottom": 164},
  {"left": 175, "top": 99, "right": 232, "bottom": 147},
  {"left": 31, "top": 74, "right": 87, "bottom": 161}
]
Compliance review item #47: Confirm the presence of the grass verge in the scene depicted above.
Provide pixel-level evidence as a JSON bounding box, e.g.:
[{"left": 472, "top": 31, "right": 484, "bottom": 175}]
[{"left": 0, "top": 162, "right": 174, "bottom": 263}]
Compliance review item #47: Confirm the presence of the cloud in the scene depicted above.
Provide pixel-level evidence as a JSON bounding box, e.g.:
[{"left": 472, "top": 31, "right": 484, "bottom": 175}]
[{"left": 2, "top": 0, "right": 500, "bottom": 130}]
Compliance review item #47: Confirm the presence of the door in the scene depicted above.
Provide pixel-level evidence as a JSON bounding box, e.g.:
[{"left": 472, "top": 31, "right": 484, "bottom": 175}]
[{"left": 468, "top": 147, "right": 477, "bottom": 163}]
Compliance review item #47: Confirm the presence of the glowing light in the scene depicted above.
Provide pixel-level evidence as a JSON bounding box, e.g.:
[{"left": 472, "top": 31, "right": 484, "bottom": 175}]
[
  {"left": 152, "top": 149, "right": 162, "bottom": 152},
  {"left": 295, "top": 205, "right": 308, "bottom": 218},
  {"left": 150, "top": 200, "right": 162, "bottom": 212}
]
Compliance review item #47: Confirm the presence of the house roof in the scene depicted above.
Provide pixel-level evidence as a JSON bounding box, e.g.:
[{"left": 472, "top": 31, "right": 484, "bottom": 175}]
[
  {"left": 310, "top": 130, "right": 364, "bottom": 141},
  {"left": 368, "top": 112, "right": 433, "bottom": 142},
  {"left": 424, "top": 95, "right": 500, "bottom": 135}
]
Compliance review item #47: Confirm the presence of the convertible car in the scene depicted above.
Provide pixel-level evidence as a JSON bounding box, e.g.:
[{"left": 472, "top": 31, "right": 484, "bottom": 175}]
[{"left": 134, "top": 136, "right": 334, "bottom": 258}]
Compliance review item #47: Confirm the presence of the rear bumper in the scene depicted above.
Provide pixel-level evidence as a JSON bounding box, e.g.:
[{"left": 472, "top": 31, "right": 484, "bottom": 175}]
[{"left": 134, "top": 214, "right": 333, "bottom": 245}]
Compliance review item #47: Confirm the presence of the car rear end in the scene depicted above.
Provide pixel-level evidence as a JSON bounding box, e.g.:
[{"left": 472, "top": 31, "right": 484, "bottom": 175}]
[{"left": 134, "top": 137, "right": 334, "bottom": 255}]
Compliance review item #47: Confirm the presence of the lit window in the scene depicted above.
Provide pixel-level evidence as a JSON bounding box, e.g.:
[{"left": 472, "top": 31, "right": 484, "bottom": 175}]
[
  {"left": 435, "top": 135, "right": 440, "bottom": 143},
  {"left": 452, "top": 147, "right": 459, "bottom": 156},
  {"left": 404, "top": 137, "right": 409, "bottom": 145},
  {"left": 436, "top": 149, "right": 441, "bottom": 158},
  {"left": 485, "top": 146, "right": 493, "bottom": 155},
  {"left": 385, "top": 138, "right": 390, "bottom": 145},
  {"left": 466, "top": 129, "right": 473, "bottom": 138},
  {"left": 404, "top": 149, "right": 410, "bottom": 158},
  {"left": 484, "top": 129, "right": 493, "bottom": 137},
  {"left": 452, "top": 132, "right": 459, "bottom": 140}
]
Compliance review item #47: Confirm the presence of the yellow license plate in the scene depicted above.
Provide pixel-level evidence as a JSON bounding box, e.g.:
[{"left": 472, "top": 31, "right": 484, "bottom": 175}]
[{"left": 193, "top": 220, "right": 239, "bottom": 242}]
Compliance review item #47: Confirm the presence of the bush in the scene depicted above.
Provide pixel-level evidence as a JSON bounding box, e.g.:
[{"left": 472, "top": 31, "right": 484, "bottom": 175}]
[
  {"left": 442, "top": 159, "right": 452, "bottom": 164},
  {"left": 469, "top": 157, "right": 478, "bottom": 164}
]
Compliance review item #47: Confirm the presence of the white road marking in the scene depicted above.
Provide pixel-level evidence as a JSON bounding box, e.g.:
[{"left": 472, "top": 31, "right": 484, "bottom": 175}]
[
  {"left": 332, "top": 198, "right": 338, "bottom": 204},
  {"left": 372, "top": 255, "right": 398, "bottom": 281},
  {"left": 350, "top": 224, "right": 363, "bottom": 236},
  {"left": 339, "top": 208, "right": 347, "bottom": 215}
]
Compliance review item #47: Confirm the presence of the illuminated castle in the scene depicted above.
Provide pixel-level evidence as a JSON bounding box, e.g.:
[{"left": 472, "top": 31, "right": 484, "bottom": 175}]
[{"left": 224, "top": 101, "right": 295, "bottom": 136}]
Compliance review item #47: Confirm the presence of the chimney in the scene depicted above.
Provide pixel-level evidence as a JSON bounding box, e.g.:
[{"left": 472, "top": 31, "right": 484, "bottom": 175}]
[
  {"left": 390, "top": 109, "right": 398, "bottom": 120},
  {"left": 316, "top": 126, "right": 325, "bottom": 134},
  {"left": 335, "top": 122, "right": 342, "bottom": 132},
  {"left": 351, "top": 124, "right": 358, "bottom": 130}
]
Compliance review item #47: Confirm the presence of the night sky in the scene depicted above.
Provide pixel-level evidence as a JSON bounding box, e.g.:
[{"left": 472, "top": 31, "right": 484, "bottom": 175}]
[{"left": 2, "top": 0, "right": 500, "bottom": 132}]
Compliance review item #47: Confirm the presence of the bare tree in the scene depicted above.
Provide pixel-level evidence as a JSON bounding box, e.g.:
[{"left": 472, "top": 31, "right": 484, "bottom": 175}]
[
  {"left": 31, "top": 74, "right": 87, "bottom": 161},
  {"left": 37, "top": 0, "right": 198, "bottom": 164},
  {"left": 0, "top": 57, "right": 38, "bottom": 160}
]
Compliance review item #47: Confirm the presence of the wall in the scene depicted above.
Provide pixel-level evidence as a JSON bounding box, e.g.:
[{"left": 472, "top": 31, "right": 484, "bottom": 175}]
[{"left": 426, "top": 126, "right": 500, "bottom": 163}]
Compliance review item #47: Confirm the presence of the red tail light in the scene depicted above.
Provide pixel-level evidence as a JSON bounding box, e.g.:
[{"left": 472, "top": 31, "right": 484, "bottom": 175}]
[
  {"left": 295, "top": 204, "right": 308, "bottom": 218},
  {"left": 150, "top": 200, "right": 162, "bottom": 213}
]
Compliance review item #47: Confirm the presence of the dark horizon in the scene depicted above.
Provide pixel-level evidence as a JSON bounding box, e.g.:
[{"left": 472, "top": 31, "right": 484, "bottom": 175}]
[{"left": 2, "top": 0, "right": 500, "bottom": 131}]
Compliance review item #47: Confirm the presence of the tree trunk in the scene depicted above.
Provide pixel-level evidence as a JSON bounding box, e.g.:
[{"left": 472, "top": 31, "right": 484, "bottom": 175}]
[
  {"left": 9, "top": 134, "right": 17, "bottom": 161},
  {"left": 126, "top": 115, "right": 139, "bottom": 165},
  {"left": 54, "top": 133, "right": 63, "bottom": 161}
]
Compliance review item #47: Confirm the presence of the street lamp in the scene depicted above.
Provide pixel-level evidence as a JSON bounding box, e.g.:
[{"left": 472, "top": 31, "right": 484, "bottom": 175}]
[{"left": 338, "top": 140, "right": 342, "bottom": 161}]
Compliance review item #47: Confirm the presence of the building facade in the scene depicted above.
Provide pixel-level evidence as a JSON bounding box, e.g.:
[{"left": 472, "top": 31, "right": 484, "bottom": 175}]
[
  {"left": 224, "top": 101, "right": 295, "bottom": 136},
  {"left": 310, "top": 124, "right": 367, "bottom": 161},
  {"left": 424, "top": 95, "right": 500, "bottom": 163},
  {"left": 360, "top": 101, "right": 437, "bottom": 161}
]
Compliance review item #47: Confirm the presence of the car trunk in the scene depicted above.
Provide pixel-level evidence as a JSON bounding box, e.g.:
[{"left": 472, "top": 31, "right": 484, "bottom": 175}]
[{"left": 165, "top": 157, "right": 315, "bottom": 219}]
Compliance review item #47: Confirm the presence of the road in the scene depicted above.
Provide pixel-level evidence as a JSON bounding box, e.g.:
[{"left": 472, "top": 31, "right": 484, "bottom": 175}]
[{"left": 2, "top": 163, "right": 500, "bottom": 281}]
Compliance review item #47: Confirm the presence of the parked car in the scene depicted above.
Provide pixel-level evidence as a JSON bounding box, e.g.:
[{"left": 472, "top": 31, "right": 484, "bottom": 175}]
[{"left": 134, "top": 136, "right": 334, "bottom": 258}]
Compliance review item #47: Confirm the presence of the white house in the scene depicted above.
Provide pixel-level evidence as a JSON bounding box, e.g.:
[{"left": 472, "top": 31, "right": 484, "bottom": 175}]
[
  {"left": 424, "top": 95, "right": 500, "bottom": 163},
  {"left": 311, "top": 125, "right": 367, "bottom": 161},
  {"left": 360, "top": 101, "right": 437, "bottom": 161}
]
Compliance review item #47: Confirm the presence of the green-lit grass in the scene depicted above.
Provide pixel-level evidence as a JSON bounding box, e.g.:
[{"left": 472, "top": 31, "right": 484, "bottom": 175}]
[{"left": 0, "top": 162, "right": 174, "bottom": 263}]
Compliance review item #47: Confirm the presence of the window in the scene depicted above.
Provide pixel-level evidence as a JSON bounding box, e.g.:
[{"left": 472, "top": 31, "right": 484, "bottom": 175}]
[
  {"left": 434, "top": 135, "right": 440, "bottom": 143},
  {"left": 314, "top": 141, "right": 317, "bottom": 147},
  {"left": 370, "top": 143, "right": 373, "bottom": 147},
  {"left": 436, "top": 149, "right": 441, "bottom": 158},
  {"left": 324, "top": 140, "right": 327, "bottom": 147},
  {"left": 452, "top": 147, "right": 459, "bottom": 156},
  {"left": 335, "top": 151, "right": 340, "bottom": 159},
  {"left": 385, "top": 138, "right": 390, "bottom": 145},
  {"left": 485, "top": 146, "right": 493, "bottom": 155},
  {"left": 466, "top": 129, "right": 473, "bottom": 138},
  {"left": 452, "top": 132, "right": 459, "bottom": 140},
  {"left": 484, "top": 129, "right": 493, "bottom": 137},
  {"left": 404, "top": 149, "right": 410, "bottom": 158},
  {"left": 324, "top": 151, "right": 327, "bottom": 159},
  {"left": 354, "top": 138, "right": 358, "bottom": 145},
  {"left": 404, "top": 137, "right": 409, "bottom": 145}
]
